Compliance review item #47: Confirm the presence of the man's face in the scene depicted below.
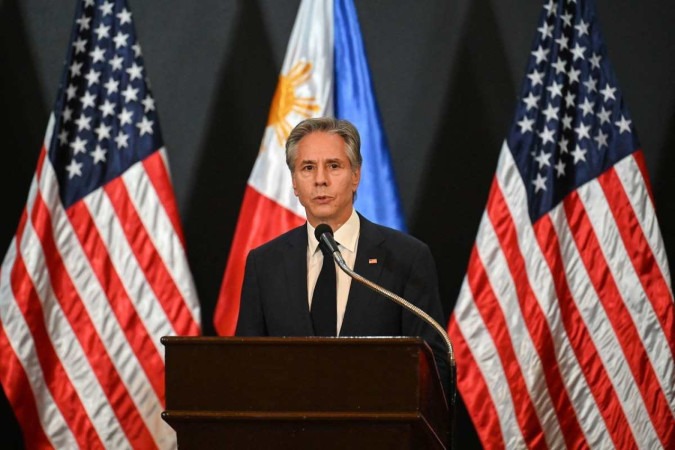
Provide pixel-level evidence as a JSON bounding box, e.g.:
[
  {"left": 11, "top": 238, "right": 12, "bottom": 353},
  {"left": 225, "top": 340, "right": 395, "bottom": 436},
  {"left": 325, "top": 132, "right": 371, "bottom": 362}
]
[{"left": 292, "top": 132, "right": 360, "bottom": 230}]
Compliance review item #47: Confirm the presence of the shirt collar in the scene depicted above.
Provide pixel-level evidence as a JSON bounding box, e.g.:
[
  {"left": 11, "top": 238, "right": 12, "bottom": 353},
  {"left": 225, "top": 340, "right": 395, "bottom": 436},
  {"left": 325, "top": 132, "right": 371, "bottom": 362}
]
[{"left": 307, "top": 209, "right": 360, "bottom": 254}]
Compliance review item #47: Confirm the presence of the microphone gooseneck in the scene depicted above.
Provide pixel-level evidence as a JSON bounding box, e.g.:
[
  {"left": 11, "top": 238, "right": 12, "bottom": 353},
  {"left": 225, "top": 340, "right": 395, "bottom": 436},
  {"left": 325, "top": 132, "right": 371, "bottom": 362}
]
[{"left": 313, "top": 223, "right": 456, "bottom": 411}]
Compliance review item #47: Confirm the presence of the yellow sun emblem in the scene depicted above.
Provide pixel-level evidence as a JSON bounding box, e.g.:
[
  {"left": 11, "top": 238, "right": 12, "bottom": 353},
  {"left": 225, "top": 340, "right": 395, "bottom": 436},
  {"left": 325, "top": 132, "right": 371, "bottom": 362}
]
[{"left": 267, "top": 61, "right": 321, "bottom": 146}]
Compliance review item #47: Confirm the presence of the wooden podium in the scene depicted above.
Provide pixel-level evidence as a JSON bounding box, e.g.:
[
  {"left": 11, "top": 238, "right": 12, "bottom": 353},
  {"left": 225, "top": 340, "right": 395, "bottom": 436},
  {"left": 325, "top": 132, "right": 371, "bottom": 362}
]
[{"left": 161, "top": 336, "right": 451, "bottom": 449}]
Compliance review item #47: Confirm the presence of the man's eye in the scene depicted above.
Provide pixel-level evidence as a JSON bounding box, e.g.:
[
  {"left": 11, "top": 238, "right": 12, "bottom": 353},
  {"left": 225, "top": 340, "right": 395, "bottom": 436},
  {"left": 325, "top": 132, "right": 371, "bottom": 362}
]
[
  {"left": 329, "top": 163, "right": 340, "bottom": 169},
  {"left": 302, "top": 165, "right": 314, "bottom": 171}
]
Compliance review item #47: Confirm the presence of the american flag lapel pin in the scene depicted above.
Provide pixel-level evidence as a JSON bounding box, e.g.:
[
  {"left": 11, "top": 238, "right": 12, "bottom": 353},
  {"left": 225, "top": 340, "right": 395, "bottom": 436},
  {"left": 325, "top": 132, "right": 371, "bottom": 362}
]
[{"left": 368, "top": 258, "right": 377, "bottom": 264}]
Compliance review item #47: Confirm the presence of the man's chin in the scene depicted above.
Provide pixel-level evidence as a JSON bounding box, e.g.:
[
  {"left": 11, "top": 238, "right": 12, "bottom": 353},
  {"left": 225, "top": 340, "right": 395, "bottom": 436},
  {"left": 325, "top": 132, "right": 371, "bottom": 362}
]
[{"left": 308, "top": 208, "right": 336, "bottom": 224}]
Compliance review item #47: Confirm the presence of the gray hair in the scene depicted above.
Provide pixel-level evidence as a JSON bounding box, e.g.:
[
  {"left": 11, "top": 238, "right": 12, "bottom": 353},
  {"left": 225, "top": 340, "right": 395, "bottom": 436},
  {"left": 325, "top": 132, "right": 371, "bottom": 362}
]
[{"left": 285, "top": 117, "right": 362, "bottom": 173}]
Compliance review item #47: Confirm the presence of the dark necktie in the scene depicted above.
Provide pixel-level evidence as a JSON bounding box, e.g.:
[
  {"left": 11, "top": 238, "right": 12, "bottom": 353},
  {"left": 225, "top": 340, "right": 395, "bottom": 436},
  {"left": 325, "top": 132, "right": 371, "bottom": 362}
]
[{"left": 311, "top": 245, "right": 337, "bottom": 336}]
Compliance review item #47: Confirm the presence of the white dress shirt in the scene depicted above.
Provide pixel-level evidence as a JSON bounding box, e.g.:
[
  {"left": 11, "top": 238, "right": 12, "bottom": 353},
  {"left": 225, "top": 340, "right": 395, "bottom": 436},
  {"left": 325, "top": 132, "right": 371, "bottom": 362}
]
[{"left": 306, "top": 209, "right": 360, "bottom": 335}]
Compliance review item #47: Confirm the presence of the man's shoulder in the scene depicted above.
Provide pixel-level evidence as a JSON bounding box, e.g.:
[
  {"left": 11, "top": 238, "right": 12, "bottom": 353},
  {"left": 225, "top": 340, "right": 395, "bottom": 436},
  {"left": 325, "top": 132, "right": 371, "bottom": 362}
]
[{"left": 250, "top": 223, "right": 307, "bottom": 256}]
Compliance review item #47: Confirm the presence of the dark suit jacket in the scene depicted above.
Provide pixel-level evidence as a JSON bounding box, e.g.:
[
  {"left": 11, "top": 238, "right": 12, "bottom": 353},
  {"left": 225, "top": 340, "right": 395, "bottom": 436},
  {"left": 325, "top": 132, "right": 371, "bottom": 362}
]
[{"left": 236, "top": 213, "right": 450, "bottom": 393}]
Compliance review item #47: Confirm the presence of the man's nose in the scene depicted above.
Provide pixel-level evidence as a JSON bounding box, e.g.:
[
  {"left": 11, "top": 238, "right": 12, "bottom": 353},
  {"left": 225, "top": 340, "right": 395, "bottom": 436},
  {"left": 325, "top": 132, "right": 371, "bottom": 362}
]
[{"left": 315, "top": 165, "right": 328, "bottom": 185}]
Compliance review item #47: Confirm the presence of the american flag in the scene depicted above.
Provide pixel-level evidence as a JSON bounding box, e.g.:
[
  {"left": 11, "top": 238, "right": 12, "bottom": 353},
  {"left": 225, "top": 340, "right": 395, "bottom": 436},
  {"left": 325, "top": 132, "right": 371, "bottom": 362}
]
[
  {"left": 448, "top": 0, "right": 675, "bottom": 448},
  {"left": 0, "top": 0, "right": 201, "bottom": 448}
]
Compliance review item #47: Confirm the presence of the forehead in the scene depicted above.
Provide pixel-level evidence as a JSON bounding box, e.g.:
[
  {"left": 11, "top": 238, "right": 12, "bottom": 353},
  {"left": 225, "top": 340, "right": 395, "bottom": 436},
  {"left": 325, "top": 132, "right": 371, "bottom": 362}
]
[{"left": 295, "top": 132, "right": 348, "bottom": 161}]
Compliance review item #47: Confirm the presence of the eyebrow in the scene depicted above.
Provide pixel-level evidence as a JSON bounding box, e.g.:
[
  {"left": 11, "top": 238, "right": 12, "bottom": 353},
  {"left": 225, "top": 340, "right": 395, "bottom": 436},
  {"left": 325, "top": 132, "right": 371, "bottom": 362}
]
[{"left": 299, "top": 158, "right": 344, "bottom": 165}]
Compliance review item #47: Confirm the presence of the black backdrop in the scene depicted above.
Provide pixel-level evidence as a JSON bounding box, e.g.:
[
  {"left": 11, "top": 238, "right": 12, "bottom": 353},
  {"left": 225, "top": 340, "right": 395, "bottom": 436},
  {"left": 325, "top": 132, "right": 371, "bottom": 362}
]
[{"left": 2, "top": 0, "right": 674, "bottom": 448}]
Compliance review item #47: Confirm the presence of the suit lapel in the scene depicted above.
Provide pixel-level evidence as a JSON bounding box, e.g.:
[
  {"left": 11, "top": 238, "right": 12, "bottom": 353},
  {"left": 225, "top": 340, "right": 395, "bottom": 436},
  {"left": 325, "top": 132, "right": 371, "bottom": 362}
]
[
  {"left": 341, "top": 215, "right": 386, "bottom": 335},
  {"left": 283, "top": 226, "right": 315, "bottom": 335}
]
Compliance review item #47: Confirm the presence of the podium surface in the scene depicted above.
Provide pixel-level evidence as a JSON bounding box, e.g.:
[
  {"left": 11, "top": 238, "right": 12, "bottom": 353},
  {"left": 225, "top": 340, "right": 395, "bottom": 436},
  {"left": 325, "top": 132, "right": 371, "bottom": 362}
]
[{"left": 162, "top": 336, "right": 450, "bottom": 449}]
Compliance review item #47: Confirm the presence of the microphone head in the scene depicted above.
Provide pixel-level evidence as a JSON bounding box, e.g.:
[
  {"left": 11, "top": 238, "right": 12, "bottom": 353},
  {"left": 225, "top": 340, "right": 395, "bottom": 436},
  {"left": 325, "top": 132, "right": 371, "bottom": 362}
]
[{"left": 314, "top": 223, "right": 333, "bottom": 241}]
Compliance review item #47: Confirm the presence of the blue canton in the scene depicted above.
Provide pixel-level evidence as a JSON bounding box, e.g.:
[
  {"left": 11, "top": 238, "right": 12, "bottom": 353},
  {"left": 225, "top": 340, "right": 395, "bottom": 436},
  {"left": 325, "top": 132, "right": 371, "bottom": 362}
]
[
  {"left": 49, "top": 0, "right": 163, "bottom": 208},
  {"left": 507, "top": 0, "right": 640, "bottom": 222}
]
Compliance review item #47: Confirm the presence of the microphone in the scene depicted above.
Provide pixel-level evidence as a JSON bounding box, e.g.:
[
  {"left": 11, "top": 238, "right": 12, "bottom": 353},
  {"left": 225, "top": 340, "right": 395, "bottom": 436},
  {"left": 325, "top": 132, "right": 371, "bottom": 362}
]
[
  {"left": 313, "top": 223, "right": 456, "bottom": 413},
  {"left": 314, "top": 223, "right": 341, "bottom": 257}
]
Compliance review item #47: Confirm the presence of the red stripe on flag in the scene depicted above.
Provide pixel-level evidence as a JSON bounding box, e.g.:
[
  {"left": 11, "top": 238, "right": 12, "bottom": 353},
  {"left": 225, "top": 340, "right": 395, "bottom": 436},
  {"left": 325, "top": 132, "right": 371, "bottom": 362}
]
[
  {"left": 0, "top": 323, "right": 54, "bottom": 449},
  {"left": 214, "top": 186, "right": 304, "bottom": 336},
  {"left": 36, "top": 147, "right": 46, "bottom": 180},
  {"left": 598, "top": 165, "right": 675, "bottom": 360},
  {"left": 534, "top": 214, "right": 638, "bottom": 449},
  {"left": 10, "top": 257, "right": 100, "bottom": 449},
  {"left": 67, "top": 200, "right": 166, "bottom": 402},
  {"left": 488, "top": 182, "right": 587, "bottom": 449},
  {"left": 464, "top": 245, "right": 547, "bottom": 447},
  {"left": 11, "top": 209, "right": 103, "bottom": 449},
  {"left": 31, "top": 193, "right": 157, "bottom": 449},
  {"left": 103, "top": 178, "right": 199, "bottom": 336},
  {"left": 142, "top": 151, "right": 186, "bottom": 247},
  {"left": 563, "top": 192, "right": 675, "bottom": 447},
  {"left": 0, "top": 209, "right": 55, "bottom": 450},
  {"left": 448, "top": 317, "right": 506, "bottom": 450}
]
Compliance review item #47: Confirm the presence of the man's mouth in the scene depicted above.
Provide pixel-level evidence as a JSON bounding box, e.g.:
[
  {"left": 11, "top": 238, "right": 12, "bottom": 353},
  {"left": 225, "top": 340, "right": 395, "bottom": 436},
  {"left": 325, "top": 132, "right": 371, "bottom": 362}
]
[{"left": 313, "top": 195, "right": 332, "bottom": 203}]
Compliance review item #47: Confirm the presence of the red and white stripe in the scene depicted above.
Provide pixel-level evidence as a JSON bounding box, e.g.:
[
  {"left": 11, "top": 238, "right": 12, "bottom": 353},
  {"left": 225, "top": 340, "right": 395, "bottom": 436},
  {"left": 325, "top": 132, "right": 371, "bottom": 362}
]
[
  {"left": 0, "top": 115, "right": 201, "bottom": 449},
  {"left": 449, "top": 142, "right": 675, "bottom": 449}
]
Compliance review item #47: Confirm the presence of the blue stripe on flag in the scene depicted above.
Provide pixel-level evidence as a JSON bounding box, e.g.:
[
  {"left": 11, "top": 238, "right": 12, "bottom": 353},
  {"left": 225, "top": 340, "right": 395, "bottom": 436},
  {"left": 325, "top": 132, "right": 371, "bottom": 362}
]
[{"left": 334, "top": 0, "right": 406, "bottom": 231}]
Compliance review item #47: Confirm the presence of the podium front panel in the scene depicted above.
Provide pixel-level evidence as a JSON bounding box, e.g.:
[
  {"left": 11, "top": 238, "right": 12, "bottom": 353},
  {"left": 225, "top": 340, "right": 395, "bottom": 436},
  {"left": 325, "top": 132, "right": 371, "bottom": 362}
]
[{"left": 161, "top": 336, "right": 450, "bottom": 449}]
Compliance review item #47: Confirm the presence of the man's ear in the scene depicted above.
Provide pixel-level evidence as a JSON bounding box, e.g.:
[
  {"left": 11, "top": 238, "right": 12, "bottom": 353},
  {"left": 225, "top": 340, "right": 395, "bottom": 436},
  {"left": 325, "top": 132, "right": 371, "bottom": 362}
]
[{"left": 352, "top": 167, "right": 361, "bottom": 190}]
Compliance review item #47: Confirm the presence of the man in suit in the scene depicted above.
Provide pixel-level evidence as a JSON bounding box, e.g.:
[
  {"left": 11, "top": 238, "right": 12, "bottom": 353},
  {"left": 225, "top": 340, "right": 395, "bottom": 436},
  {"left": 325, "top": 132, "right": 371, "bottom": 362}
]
[{"left": 236, "top": 117, "right": 450, "bottom": 394}]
